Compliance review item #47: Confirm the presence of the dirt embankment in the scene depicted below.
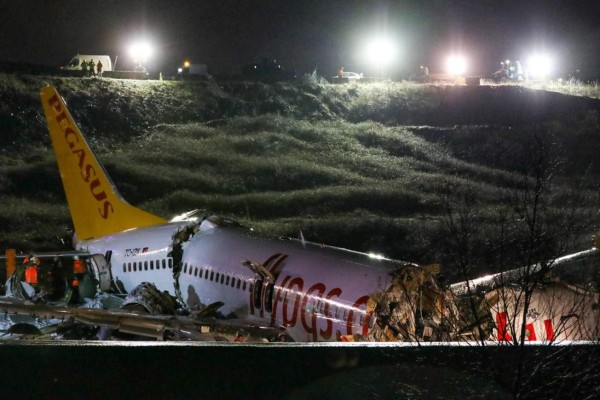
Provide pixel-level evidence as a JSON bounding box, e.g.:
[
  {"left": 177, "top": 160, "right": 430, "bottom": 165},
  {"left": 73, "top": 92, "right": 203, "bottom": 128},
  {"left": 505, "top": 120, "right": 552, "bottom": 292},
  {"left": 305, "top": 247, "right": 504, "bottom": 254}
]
[{"left": 1, "top": 73, "right": 599, "bottom": 152}]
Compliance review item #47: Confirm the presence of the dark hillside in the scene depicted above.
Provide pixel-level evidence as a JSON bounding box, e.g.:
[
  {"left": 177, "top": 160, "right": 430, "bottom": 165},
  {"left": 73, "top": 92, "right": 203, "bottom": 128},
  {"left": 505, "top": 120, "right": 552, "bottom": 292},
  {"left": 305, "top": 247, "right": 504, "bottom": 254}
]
[
  {"left": 1, "top": 73, "right": 599, "bottom": 281},
  {"left": 2, "top": 73, "right": 600, "bottom": 150}
]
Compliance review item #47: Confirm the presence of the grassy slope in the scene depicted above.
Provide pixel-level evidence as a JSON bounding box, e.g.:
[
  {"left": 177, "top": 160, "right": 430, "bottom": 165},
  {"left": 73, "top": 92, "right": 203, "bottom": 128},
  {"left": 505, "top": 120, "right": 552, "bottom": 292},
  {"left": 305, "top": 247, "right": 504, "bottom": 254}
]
[{"left": 1, "top": 73, "right": 599, "bottom": 280}]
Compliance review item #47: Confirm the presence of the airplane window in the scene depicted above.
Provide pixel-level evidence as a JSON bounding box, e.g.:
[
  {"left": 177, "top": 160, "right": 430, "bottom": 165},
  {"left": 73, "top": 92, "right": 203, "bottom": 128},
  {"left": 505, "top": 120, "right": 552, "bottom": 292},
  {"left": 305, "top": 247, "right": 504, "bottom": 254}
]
[
  {"left": 220, "top": 274, "right": 225, "bottom": 284},
  {"left": 168, "top": 258, "right": 173, "bottom": 269},
  {"left": 184, "top": 263, "right": 188, "bottom": 274},
  {"left": 194, "top": 267, "right": 198, "bottom": 277},
  {"left": 359, "top": 313, "right": 365, "bottom": 326},
  {"left": 210, "top": 271, "right": 214, "bottom": 281},
  {"left": 162, "top": 259, "right": 166, "bottom": 269},
  {"left": 204, "top": 270, "right": 209, "bottom": 279},
  {"left": 123, "top": 263, "right": 126, "bottom": 273},
  {"left": 335, "top": 308, "right": 340, "bottom": 319},
  {"left": 133, "top": 262, "right": 137, "bottom": 272},
  {"left": 236, "top": 279, "right": 241, "bottom": 289},
  {"left": 128, "top": 263, "right": 131, "bottom": 272},
  {"left": 243, "top": 281, "right": 247, "bottom": 291},
  {"left": 150, "top": 260, "right": 154, "bottom": 270},
  {"left": 144, "top": 261, "right": 148, "bottom": 271},
  {"left": 226, "top": 276, "right": 230, "bottom": 286},
  {"left": 343, "top": 309, "right": 349, "bottom": 320},
  {"left": 230, "top": 277, "right": 235, "bottom": 288},
  {"left": 215, "top": 272, "right": 220, "bottom": 283}
]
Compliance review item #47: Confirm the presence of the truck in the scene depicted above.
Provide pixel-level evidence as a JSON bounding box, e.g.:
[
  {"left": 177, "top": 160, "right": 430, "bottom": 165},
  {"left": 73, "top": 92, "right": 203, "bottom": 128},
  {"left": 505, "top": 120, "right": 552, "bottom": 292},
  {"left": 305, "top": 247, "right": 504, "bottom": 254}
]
[{"left": 177, "top": 61, "right": 209, "bottom": 78}]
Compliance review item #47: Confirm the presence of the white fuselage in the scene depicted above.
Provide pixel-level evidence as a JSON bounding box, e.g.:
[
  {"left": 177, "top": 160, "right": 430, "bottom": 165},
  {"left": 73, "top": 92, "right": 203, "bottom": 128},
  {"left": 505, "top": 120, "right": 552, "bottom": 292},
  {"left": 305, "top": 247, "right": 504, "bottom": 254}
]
[{"left": 77, "top": 219, "right": 402, "bottom": 342}]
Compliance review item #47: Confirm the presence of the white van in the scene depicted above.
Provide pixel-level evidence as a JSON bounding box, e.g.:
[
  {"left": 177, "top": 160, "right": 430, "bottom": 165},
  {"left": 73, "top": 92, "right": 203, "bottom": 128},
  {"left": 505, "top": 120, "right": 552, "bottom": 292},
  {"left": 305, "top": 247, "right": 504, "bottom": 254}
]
[{"left": 62, "top": 54, "right": 113, "bottom": 71}]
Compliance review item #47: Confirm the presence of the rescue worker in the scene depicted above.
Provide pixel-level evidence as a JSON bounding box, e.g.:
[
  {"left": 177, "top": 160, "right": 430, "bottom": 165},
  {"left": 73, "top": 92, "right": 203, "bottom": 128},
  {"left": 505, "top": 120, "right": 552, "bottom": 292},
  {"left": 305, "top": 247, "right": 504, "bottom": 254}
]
[
  {"left": 234, "top": 329, "right": 248, "bottom": 342},
  {"left": 96, "top": 59, "right": 103, "bottom": 77},
  {"left": 23, "top": 255, "right": 40, "bottom": 287},
  {"left": 88, "top": 59, "right": 96, "bottom": 77},
  {"left": 70, "top": 256, "right": 85, "bottom": 304},
  {"left": 81, "top": 60, "right": 88, "bottom": 77}
]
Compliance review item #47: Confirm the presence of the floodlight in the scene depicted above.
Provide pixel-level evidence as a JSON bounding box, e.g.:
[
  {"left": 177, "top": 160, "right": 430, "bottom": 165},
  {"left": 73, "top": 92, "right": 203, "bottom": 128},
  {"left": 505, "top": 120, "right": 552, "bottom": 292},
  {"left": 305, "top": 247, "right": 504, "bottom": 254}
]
[
  {"left": 527, "top": 54, "right": 552, "bottom": 79},
  {"left": 366, "top": 38, "right": 397, "bottom": 68},
  {"left": 446, "top": 55, "right": 467, "bottom": 76},
  {"left": 129, "top": 41, "right": 153, "bottom": 66}
]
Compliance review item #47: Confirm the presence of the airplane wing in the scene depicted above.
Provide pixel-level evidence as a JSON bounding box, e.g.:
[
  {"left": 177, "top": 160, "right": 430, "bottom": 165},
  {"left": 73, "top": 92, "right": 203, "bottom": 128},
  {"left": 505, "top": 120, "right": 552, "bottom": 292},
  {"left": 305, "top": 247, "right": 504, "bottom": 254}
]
[
  {"left": 0, "top": 297, "right": 280, "bottom": 342},
  {"left": 449, "top": 247, "right": 600, "bottom": 296}
]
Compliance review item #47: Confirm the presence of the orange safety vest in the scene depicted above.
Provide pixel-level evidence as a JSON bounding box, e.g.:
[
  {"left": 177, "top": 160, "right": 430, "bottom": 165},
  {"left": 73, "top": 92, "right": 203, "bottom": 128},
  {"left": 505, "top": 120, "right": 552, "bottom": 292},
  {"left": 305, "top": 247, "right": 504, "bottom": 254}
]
[
  {"left": 73, "top": 258, "right": 86, "bottom": 273},
  {"left": 25, "top": 266, "right": 38, "bottom": 285}
]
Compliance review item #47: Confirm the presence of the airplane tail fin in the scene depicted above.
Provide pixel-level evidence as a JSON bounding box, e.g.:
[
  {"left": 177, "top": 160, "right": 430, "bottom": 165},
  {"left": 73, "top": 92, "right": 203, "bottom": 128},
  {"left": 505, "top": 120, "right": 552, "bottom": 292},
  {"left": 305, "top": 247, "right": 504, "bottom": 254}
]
[{"left": 41, "top": 86, "right": 166, "bottom": 240}]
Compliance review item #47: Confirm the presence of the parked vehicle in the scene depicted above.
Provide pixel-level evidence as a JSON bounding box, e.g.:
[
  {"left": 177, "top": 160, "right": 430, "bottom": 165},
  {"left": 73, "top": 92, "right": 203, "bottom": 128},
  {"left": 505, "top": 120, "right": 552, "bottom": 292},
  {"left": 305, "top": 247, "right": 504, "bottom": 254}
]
[
  {"left": 178, "top": 61, "right": 208, "bottom": 76},
  {"left": 342, "top": 71, "right": 363, "bottom": 80},
  {"left": 62, "top": 54, "right": 113, "bottom": 71},
  {"left": 492, "top": 59, "right": 525, "bottom": 82},
  {"left": 332, "top": 71, "right": 364, "bottom": 83}
]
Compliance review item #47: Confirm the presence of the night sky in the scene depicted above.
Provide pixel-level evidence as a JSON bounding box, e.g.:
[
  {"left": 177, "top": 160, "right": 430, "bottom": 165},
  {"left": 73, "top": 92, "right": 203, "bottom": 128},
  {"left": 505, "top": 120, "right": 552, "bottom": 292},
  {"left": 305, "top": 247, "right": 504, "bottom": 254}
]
[{"left": 1, "top": 0, "right": 600, "bottom": 78}]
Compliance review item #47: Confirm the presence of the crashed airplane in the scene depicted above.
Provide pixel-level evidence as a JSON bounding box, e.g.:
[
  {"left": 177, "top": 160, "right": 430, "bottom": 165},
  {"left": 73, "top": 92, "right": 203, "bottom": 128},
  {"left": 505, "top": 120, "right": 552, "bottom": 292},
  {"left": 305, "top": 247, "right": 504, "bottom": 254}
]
[{"left": 1, "top": 86, "right": 599, "bottom": 343}]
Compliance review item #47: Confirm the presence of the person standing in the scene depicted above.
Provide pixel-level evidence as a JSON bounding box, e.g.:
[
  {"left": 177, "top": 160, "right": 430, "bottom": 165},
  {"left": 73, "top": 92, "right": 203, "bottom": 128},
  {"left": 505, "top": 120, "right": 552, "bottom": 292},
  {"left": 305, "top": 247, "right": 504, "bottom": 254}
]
[
  {"left": 23, "top": 255, "right": 40, "bottom": 287},
  {"left": 96, "top": 59, "right": 103, "bottom": 77},
  {"left": 81, "top": 60, "right": 88, "bottom": 77},
  {"left": 88, "top": 59, "right": 96, "bottom": 77}
]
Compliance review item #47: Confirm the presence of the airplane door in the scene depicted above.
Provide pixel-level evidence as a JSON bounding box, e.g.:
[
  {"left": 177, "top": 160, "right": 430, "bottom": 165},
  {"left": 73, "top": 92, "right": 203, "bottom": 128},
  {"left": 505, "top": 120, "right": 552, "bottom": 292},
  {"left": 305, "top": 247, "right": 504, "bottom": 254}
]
[
  {"left": 243, "top": 259, "right": 277, "bottom": 315},
  {"left": 89, "top": 254, "right": 113, "bottom": 291},
  {"left": 252, "top": 278, "right": 275, "bottom": 312}
]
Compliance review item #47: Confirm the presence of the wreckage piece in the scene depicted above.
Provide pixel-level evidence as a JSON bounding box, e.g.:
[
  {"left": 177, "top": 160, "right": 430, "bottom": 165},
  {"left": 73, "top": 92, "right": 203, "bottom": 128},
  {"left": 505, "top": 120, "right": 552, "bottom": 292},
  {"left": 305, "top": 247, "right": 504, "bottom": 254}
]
[
  {"left": 483, "top": 281, "right": 600, "bottom": 342},
  {"left": 121, "top": 282, "right": 179, "bottom": 315},
  {"left": 366, "top": 264, "right": 460, "bottom": 342},
  {"left": 0, "top": 296, "right": 279, "bottom": 342}
]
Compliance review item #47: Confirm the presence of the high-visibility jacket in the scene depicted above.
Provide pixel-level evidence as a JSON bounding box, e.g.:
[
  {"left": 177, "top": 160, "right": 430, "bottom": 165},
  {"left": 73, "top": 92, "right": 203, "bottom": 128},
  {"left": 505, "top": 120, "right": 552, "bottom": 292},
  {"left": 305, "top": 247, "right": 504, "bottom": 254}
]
[
  {"left": 73, "top": 258, "right": 86, "bottom": 273},
  {"left": 25, "top": 266, "right": 38, "bottom": 285}
]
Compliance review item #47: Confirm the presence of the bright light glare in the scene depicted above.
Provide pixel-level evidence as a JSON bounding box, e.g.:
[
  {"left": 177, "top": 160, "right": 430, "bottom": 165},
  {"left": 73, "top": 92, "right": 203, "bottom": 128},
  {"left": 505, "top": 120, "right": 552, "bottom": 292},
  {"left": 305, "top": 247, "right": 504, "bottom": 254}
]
[
  {"left": 446, "top": 55, "right": 467, "bottom": 75},
  {"left": 368, "top": 252, "right": 385, "bottom": 260},
  {"left": 129, "top": 42, "right": 153, "bottom": 63},
  {"left": 366, "top": 38, "right": 397, "bottom": 67},
  {"left": 527, "top": 54, "right": 552, "bottom": 79}
]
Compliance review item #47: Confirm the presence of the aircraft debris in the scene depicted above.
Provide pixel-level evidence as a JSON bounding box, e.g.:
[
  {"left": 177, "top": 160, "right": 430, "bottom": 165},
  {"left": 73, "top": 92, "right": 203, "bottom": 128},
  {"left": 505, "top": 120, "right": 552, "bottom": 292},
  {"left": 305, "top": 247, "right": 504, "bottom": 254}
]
[
  {"left": 483, "top": 280, "right": 600, "bottom": 342},
  {"left": 121, "top": 282, "right": 179, "bottom": 315},
  {"left": 366, "top": 264, "right": 459, "bottom": 342}
]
